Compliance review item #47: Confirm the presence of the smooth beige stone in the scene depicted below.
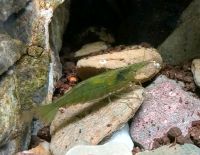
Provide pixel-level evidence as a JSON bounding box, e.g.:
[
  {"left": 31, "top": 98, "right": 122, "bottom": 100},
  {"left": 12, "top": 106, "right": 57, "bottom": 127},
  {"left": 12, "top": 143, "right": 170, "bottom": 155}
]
[
  {"left": 191, "top": 59, "right": 200, "bottom": 87},
  {"left": 77, "top": 45, "right": 162, "bottom": 80},
  {"left": 50, "top": 86, "right": 144, "bottom": 155}
]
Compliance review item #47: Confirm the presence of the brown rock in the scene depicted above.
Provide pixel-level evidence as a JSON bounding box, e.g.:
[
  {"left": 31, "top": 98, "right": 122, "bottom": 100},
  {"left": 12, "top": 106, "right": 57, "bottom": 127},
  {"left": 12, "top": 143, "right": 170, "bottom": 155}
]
[
  {"left": 132, "top": 147, "right": 141, "bottom": 155},
  {"left": 37, "top": 126, "right": 51, "bottom": 142},
  {"left": 184, "top": 134, "right": 194, "bottom": 144},
  {"left": 191, "top": 120, "right": 200, "bottom": 127},
  {"left": 152, "top": 135, "right": 171, "bottom": 149},
  {"left": 176, "top": 135, "right": 185, "bottom": 145},
  {"left": 189, "top": 121, "right": 200, "bottom": 147},
  {"left": 16, "top": 141, "right": 50, "bottom": 155},
  {"left": 167, "top": 127, "right": 182, "bottom": 140},
  {"left": 162, "top": 135, "right": 171, "bottom": 145},
  {"left": 152, "top": 139, "right": 161, "bottom": 149}
]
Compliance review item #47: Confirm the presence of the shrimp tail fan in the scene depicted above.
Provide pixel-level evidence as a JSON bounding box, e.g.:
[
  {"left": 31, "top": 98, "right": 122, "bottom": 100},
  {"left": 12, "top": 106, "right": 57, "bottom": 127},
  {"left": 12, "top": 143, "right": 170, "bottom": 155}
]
[{"left": 33, "top": 103, "right": 59, "bottom": 124}]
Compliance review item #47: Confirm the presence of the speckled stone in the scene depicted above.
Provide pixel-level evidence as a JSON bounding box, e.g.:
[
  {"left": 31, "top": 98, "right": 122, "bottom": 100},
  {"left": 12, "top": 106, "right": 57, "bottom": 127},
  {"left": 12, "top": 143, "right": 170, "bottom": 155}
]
[{"left": 130, "top": 75, "right": 200, "bottom": 149}]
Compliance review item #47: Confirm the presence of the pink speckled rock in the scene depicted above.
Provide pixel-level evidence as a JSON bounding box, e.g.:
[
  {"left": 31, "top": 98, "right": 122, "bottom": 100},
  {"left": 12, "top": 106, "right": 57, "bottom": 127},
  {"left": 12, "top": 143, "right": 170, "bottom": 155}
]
[{"left": 130, "top": 75, "right": 200, "bottom": 149}]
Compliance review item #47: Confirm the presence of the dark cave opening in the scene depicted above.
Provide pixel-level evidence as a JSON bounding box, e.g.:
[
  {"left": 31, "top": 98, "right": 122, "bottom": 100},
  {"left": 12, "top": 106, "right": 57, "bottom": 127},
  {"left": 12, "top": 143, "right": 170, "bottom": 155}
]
[{"left": 61, "top": 0, "right": 192, "bottom": 55}]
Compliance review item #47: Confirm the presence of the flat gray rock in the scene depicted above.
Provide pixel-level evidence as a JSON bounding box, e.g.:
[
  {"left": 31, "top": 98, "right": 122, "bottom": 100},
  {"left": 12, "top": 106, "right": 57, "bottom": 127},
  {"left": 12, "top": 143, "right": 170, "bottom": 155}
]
[{"left": 130, "top": 75, "right": 200, "bottom": 149}]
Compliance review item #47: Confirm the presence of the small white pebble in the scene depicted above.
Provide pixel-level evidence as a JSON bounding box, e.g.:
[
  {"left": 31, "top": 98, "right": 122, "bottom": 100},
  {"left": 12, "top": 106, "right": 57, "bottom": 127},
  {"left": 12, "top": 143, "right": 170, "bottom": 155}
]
[
  {"left": 152, "top": 61, "right": 161, "bottom": 69},
  {"left": 169, "top": 91, "right": 176, "bottom": 97},
  {"left": 21, "top": 150, "right": 34, "bottom": 154},
  {"left": 99, "top": 59, "right": 107, "bottom": 65},
  {"left": 104, "top": 123, "right": 133, "bottom": 151},
  {"left": 7, "top": 69, "right": 14, "bottom": 75}
]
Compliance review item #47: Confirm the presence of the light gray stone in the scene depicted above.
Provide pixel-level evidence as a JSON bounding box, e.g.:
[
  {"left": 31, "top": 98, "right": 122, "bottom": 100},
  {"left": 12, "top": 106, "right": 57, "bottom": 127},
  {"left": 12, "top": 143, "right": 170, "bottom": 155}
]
[
  {"left": 0, "top": 0, "right": 29, "bottom": 21},
  {"left": 65, "top": 143, "right": 132, "bottom": 155},
  {"left": 49, "top": 0, "right": 70, "bottom": 79},
  {"left": 4, "top": 0, "right": 70, "bottom": 80},
  {"left": 191, "top": 59, "right": 200, "bottom": 87},
  {"left": 0, "top": 33, "right": 27, "bottom": 76},
  {"left": 158, "top": 0, "right": 200, "bottom": 64}
]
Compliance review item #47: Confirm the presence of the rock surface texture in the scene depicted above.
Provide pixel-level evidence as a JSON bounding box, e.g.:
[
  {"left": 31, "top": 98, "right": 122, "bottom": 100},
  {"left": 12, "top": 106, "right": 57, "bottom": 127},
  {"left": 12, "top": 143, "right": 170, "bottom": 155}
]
[
  {"left": 0, "top": 0, "right": 29, "bottom": 21},
  {"left": 77, "top": 45, "right": 162, "bottom": 80},
  {"left": 130, "top": 75, "right": 200, "bottom": 149},
  {"left": 191, "top": 59, "right": 200, "bottom": 87},
  {"left": 137, "top": 144, "right": 200, "bottom": 155},
  {"left": 74, "top": 41, "right": 110, "bottom": 57},
  {"left": 0, "top": 0, "right": 70, "bottom": 154},
  {"left": 158, "top": 0, "right": 200, "bottom": 64},
  {"left": 0, "top": 33, "right": 27, "bottom": 75}
]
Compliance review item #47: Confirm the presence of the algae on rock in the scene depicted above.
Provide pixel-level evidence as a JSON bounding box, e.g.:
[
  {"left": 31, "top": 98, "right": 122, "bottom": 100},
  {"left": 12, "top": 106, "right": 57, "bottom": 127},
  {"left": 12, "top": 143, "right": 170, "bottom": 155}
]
[
  {"left": 0, "top": 0, "right": 70, "bottom": 154},
  {"left": 0, "top": 49, "right": 49, "bottom": 152}
]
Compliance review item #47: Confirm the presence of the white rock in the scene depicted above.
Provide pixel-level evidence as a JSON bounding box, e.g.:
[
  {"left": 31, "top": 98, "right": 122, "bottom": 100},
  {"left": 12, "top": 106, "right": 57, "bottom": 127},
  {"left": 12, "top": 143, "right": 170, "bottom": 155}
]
[
  {"left": 191, "top": 59, "right": 200, "bottom": 87},
  {"left": 65, "top": 142, "right": 132, "bottom": 155},
  {"left": 103, "top": 123, "right": 133, "bottom": 151}
]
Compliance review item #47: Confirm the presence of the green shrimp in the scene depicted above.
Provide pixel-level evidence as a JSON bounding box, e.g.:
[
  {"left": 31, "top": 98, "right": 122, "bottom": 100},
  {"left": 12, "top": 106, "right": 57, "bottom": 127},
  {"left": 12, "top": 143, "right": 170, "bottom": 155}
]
[{"left": 33, "top": 61, "right": 149, "bottom": 123}]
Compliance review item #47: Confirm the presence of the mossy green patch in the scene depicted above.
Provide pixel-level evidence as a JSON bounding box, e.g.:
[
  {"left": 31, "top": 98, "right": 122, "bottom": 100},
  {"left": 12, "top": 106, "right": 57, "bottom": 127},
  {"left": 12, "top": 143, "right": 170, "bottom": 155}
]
[{"left": 14, "top": 48, "right": 49, "bottom": 110}]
